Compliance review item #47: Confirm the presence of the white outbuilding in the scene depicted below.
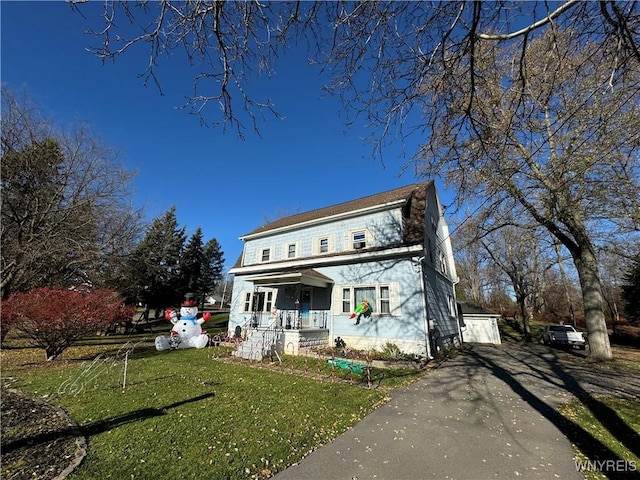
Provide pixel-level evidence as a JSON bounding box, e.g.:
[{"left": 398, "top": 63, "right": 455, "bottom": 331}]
[{"left": 458, "top": 302, "right": 502, "bottom": 345}]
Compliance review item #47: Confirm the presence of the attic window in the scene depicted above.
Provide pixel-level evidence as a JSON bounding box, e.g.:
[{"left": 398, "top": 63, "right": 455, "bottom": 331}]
[{"left": 353, "top": 231, "right": 366, "bottom": 250}]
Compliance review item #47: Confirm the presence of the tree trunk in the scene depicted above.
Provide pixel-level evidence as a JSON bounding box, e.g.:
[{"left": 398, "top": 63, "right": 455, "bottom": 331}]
[
  {"left": 573, "top": 246, "right": 612, "bottom": 360},
  {"left": 516, "top": 293, "right": 532, "bottom": 342},
  {"left": 45, "top": 345, "right": 63, "bottom": 361}
]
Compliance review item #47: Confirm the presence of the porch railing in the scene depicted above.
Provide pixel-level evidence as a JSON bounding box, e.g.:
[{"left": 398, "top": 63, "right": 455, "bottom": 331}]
[{"left": 246, "top": 309, "right": 329, "bottom": 329}]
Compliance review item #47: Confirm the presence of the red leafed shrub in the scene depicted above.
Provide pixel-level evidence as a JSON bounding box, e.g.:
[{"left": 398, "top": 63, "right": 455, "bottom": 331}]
[{"left": 1, "top": 287, "right": 134, "bottom": 361}]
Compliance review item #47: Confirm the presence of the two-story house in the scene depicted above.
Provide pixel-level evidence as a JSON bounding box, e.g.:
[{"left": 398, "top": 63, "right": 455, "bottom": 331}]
[{"left": 228, "top": 181, "right": 461, "bottom": 360}]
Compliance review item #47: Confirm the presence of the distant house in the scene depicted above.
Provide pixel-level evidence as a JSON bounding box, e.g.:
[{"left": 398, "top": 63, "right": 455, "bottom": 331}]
[
  {"left": 204, "top": 294, "right": 228, "bottom": 309},
  {"left": 228, "top": 182, "right": 462, "bottom": 360},
  {"left": 458, "top": 302, "right": 502, "bottom": 345}
]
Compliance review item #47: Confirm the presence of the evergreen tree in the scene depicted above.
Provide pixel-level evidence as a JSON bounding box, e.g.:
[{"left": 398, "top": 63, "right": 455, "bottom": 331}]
[
  {"left": 126, "top": 207, "right": 185, "bottom": 313},
  {"left": 200, "top": 238, "right": 225, "bottom": 308},
  {"left": 622, "top": 256, "right": 640, "bottom": 323},
  {"left": 181, "top": 228, "right": 205, "bottom": 294}
]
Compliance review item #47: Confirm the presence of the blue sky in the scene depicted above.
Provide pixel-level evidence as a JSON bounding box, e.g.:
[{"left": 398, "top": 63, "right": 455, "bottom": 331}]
[{"left": 2, "top": 1, "right": 448, "bottom": 270}]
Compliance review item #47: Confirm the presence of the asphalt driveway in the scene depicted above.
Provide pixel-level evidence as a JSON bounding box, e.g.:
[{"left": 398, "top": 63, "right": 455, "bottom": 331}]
[{"left": 274, "top": 343, "right": 640, "bottom": 480}]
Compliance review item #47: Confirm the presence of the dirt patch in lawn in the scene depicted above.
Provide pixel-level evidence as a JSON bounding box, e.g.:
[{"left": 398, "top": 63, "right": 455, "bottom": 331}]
[{"left": 1, "top": 387, "right": 86, "bottom": 480}]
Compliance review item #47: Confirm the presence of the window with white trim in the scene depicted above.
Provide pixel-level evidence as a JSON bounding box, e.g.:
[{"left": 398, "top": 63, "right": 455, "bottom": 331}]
[
  {"left": 266, "top": 291, "right": 274, "bottom": 312},
  {"left": 243, "top": 292, "right": 251, "bottom": 312},
  {"left": 352, "top": 231, "right": 366, "bottom": 250},
  {"left": 318, "top": 237, "right": 329, "bottom": 253},
  {"left": 439, "top": 251, "right": 447, "bottom": 275},
  {"left": 342, "top": 288, "right": 351, "bottom": 313},
  {"left": 380, "top": 286, "right": 390, "bottom": 314},
  {"left": 261, "top": 248, "right": 271, "bottom": 262},
  {"left": 314, "top": 235, "right": 332, "bottom": 255},
  {"left": 242, "top": 290, "right": 277, "bottom": 313},
  {"left": 287, "top": 243, "right": 296, "bottom": 259},
  {"left": 338, "top": 284, "right": 399, "bottom": 316}
]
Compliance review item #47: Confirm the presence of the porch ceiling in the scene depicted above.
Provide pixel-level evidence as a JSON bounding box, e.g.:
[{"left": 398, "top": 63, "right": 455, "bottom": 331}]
[{"left": 246, "top": 269, "right": 334, "bottom": 288}]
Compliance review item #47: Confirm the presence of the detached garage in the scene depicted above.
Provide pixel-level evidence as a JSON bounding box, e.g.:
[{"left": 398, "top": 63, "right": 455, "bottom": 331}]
[{"left": 458, "top": 302, "right": 502, "bottom": 345}]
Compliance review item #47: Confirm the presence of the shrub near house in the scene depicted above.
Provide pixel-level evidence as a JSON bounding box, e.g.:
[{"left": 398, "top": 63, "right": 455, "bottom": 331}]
[{"left": 1, "top": 287, "right": 134, "bottom": 360}]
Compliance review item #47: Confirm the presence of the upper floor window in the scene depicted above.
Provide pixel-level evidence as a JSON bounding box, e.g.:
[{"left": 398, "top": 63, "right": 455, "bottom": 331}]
[
  {"left": 319, "top": 237, "right": 329, "bottom": 254},
  {"left": 261, "top": 248, "right": 271, "bottom": 262},
  {"left": 287, "top": 243, "right": 296, "bottom": 259},
  {"left": 439, "top": 251, "right": 447, "bottom": 275},
  {"left": 352, "top": 231, "right": 366, "bottom": 250}
]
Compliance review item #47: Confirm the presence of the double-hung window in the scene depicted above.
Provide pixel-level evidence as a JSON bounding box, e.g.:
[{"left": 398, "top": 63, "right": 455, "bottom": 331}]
[
  {"left": 380, "top": 286, "right": 391, "bottom": 314},
  {"left": 261, "top": 248, "right": 271, "bottom": 262},
  {"left": 319, "top": 237, "right": 329, "bottom": 254},
  {"left": 243, "top": 293, "right": 252, "bottom": 312},
  {"left": 352, "top": 231, "right": 366, "bottom": 250},
  {"left": 339, "top": 284, "right": 398, "bottom": 316},
  {"left": 342, "top": 288, "right": 351, "bottom": 314}
]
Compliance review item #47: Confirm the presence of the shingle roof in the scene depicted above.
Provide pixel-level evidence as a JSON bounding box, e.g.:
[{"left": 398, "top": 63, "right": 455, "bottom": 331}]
[{"left": 242, "top": 181, "right": 433, "bottom": 237}]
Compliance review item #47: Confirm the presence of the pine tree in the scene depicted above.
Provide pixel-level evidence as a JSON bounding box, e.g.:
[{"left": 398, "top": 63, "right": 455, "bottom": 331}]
[
  {"left": 200, "top": 238, "right": 225, "bottom": 308},
  {"left": 127, "top": 207, "right": 185, "bottom": 313},
  {"left": 181, "top": 228, "right": 205, "bottom": 294}
]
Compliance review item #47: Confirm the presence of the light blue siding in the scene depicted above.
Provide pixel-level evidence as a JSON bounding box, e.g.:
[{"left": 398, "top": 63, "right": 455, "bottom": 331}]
[{"left": 242, "top": 209, "right": 404, "bottom": 265}]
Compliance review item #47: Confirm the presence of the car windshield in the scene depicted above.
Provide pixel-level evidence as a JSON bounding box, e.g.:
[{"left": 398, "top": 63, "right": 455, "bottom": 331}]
[{"left": 549, "top": 325, "right": 574, "bottom": 331}]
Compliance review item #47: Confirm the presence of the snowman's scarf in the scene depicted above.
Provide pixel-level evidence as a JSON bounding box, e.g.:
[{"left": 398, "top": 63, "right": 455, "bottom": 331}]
[{"left": 181, "top": 314, "right": 197, "bottom": 324}]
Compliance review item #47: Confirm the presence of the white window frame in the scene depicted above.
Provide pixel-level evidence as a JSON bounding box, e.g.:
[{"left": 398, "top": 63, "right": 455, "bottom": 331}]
[
  {"left": 314, "top": 235, "right": 333, "bottom": 255},
  {"left": 352, "top": 230, "right": 367, "bottom": 250},
  {"left": 259, "top": 246, "right": 272, "bottom": 263},
  {"left": 337, "top": 283, "right": 399, "bottom": 316},
  {"left": 439, "top": 251, "right": 447, "bottom": 275},
  {"left": 286, "top": 242, "right": 298, "bottom": 259},
  {"left": 242, "top": 289, "right": 277, "bottom": 313},
  {"left": 380, "top": 285, "right": 391, "bottom": 314}
]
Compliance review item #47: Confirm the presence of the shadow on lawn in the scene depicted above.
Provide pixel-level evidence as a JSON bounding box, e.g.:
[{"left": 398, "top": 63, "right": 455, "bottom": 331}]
[
  {"left": 465, "top": 345, "right": 639, "bottom": 480},
  {"left": 2, "top": 393, "right": 214, "bottom": 454}
]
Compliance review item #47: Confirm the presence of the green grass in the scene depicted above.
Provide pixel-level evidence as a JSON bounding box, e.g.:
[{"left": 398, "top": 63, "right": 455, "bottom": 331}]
[
  {"left": 559, "top": 397, "right": 640, "bottom": 480},
  {"left": 1, "top": 333, "right": 425, "bottom": 480},
  {"left": 3, "top": 316, "right": 638, "bottom": 480}
]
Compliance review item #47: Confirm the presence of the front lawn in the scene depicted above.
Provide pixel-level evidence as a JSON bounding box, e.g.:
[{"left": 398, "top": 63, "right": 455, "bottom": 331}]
[{"left": 0, "top": 334, "right": 425, "bottom": 480}]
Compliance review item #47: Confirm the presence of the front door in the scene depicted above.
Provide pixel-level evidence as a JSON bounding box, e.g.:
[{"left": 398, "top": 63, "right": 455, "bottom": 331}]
[{"left": 300, "top": 289, "right": 312, "bottom": 323}]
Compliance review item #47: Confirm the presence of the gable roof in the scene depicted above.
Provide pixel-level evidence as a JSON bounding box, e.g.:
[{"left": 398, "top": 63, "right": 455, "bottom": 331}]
[{"left": 242, "top": 181, "right": 433, "bottom": 237}]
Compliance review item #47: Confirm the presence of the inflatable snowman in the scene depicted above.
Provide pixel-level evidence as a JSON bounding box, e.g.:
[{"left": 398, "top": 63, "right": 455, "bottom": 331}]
[{"left": 155, "top": 293, "right": 210, "bottom": 351}]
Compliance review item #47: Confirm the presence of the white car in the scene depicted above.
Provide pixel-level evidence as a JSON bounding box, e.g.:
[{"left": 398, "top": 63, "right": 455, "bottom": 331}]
[{"left": 542, "top": 324, "right": 586, "bottom": 350}]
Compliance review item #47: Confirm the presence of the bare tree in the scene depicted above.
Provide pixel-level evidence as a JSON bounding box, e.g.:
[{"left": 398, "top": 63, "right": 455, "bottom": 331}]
[
  {"left": 74, "top": 1, "right": 640, "bottom": 360},
  {"left": 0, "top": 88, "right": 142, "bottom": 298},
  {"left": 479, "top": 223, "right": 555, "bottom": 341}
]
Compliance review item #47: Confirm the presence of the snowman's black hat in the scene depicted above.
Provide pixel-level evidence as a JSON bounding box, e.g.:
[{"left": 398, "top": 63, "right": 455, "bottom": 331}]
[{"left": 182, "top": 293, "right": 197, "bottom": 307}]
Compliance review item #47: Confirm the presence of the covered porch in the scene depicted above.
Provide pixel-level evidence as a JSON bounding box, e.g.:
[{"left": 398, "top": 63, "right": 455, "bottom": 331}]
[
  {"left": 234, "top": 269, "right": 334, "bottom": 359},
  {"left": 245, "top": 268, "right": 334, "bottom": 331}
]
